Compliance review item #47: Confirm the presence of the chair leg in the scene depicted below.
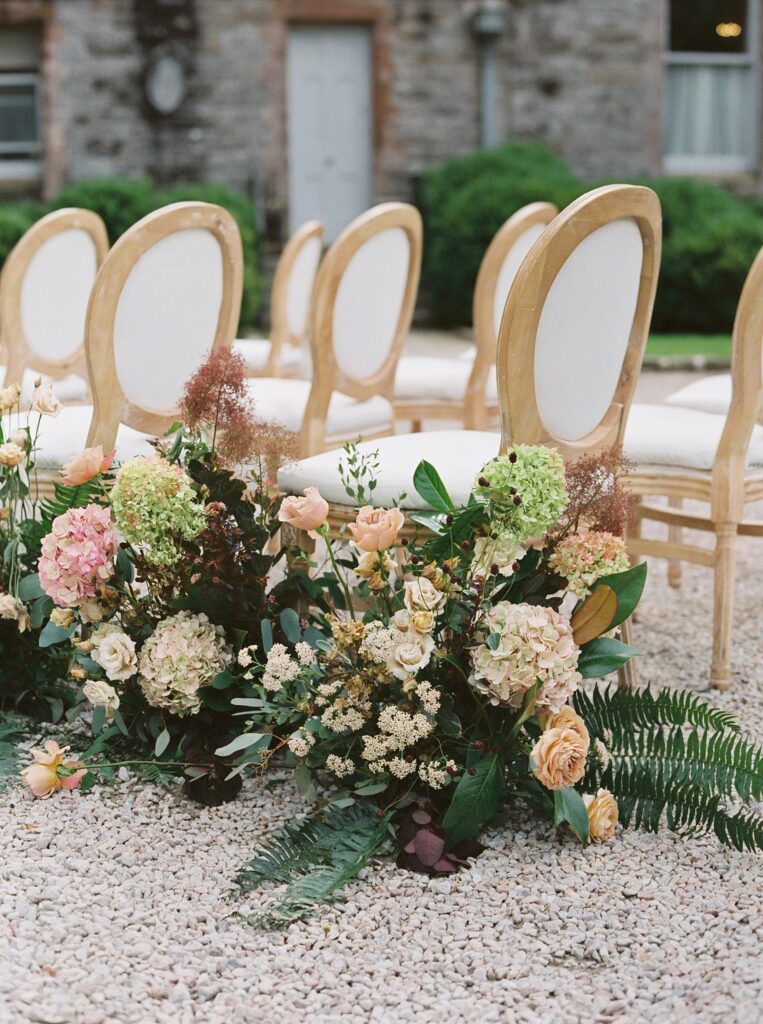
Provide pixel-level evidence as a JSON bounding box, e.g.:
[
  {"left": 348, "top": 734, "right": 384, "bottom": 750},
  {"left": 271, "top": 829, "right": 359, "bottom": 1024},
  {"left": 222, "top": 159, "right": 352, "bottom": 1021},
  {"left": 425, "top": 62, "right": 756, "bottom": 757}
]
[
  {"left": 617, "top": 615, "right": 638, "bottom": 691},
  {"left": 411, "top": 419, "right": 423, "bottom": 433},
  {"left": 710, "top": 522, "right": 737, "bottom": 691},
  {"left": 667, "top": 497, "right": 683, "bottom": 589},
  {"left": 627, "top": 497, "right": 643, "bottom": 623}
]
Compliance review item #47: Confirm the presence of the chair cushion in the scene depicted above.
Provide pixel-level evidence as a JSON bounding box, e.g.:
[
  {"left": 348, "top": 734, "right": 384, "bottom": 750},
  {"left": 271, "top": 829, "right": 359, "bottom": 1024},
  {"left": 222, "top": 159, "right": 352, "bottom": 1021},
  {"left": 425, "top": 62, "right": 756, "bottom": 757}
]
[
  {"left": 32, "top": 405, "right": 156, "bottom": 472},
  {"left": 277, "top": 429, "right": 501, "bottom": 508},
  {"left": 394, "top": 354, "right": 497, "bottom": 404},
  {"left": 624, "top": 403, "right": 763, "bottom": 471},
  {"left": 457, "top": 345, "right": 476, "bottom": 363},
  {"left": 665, "top": 374, "right": 732, "bottom": 416},
  {"left": 247, "top": 378, "right": 393, "bottom": 437},
  {"left": 234, "top": 337, "right": 303, "bottom": 373}
]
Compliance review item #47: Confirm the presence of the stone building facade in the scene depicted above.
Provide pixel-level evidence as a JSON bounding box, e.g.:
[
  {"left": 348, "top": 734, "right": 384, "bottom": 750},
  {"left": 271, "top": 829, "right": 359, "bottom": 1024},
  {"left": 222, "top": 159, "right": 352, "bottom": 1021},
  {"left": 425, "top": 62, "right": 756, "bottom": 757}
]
[{"left": 0, "top": 0, "right": 759, "bottom": 244}]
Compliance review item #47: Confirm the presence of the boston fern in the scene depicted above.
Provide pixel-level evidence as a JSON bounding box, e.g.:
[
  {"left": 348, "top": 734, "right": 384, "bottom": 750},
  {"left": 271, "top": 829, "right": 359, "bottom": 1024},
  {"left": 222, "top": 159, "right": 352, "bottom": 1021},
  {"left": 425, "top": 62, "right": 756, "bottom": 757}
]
[{"left": 575, "top": 684, "right": 763, "bottom": 851}]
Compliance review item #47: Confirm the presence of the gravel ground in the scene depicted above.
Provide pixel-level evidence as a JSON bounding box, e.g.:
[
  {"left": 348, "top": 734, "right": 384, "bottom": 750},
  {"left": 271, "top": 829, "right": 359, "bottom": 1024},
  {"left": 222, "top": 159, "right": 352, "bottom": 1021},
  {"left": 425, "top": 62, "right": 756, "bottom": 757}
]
[{"left": 2, "top": 372, "right": 762, "bottom": 1024}]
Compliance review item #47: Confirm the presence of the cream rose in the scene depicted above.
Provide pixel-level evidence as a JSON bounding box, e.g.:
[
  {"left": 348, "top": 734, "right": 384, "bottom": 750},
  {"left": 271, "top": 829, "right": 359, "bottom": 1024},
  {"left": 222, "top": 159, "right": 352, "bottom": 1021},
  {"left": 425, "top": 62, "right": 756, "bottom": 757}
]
[
  {"left": 92, "top": 628, "right": 137, "bottom": 682},
  {"left": 348, "top": 506, "right": 405, "bottom": 552},
  {"left": 83, "top": 680, "right": 120, "bottom": 720},
  {"left": 50, "top": 607, "right": 75, "bottom": 629},
  {"left": 403, "top": 577, "right": 446, "bottom": 614},
  {"left": 355, "top": 550, "right": 395, "bottom": 590},
  {"left": 584, "top": 789, "right": 619, "bottom": 843},
  {"left": 79, "top": 598, "right": 106, "bottom": 624},
  {"left": 0, "top": 441, "right": 26, "bottom": 468},
  {"left": 30, "top": 384, "right": 63, "bottom": 417},
  {"left": 0, "top": 594, "right": 20, "bottom": 621},
  {"left": 61, "top": 445, "right": 115, "bottom": 486},
  {"left": 390, "top": 635, "right": 435, "bottom": 680},
  {"left": 278, "top": 486, "right": 329, "bottom": 534},
  {"left": 8, "top": 428, "right": 28, "bottom": 451},
  {"left": 0, "top": 383, "right": 21, "bottom": 412},
  {"left": 531, "top": 726, "right": 589, "bottom": 790}
]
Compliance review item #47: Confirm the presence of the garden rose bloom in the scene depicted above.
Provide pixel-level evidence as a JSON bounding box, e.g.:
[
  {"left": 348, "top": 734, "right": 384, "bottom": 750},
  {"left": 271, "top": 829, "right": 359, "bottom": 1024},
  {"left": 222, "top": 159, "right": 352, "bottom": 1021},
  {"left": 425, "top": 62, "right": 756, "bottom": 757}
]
[
  {"left": 583, "top": 789, "right": 619, "bottom": 842},
  {"left": 38, "top": 504, "right": 117, "bottom": 607},
  {"left": 83, "top": 679, "right": 120, "bottom": 719},
  {"left": 471, "top": 602, "right": 581, "bottom": 712},
  {"left": 21, "top": 741, "right": 86, "bottom": 799},
  {"left": 79, "top": 598, "right": 106, "bottom": 623},
  {"left": 390, "top": 635, "right": 435, "bottom": 680},
  {"left": 30, "top": 383, "right": 62, "bottom": 417},
  {"left": 91, "top": 625, "right": 137, "bottom": 682},
  {"left": 61, "top": 445, "right": 115, "bottom": 486},
  {"left": 0, "top": 593, "right": 20, "bottom": 621},
  {"left": 348, "top": 506, "right": 405, "bottom": 552},
  {"left": 403, "top": 577, "right": 446, "bottom": 614},
  {"left": 0, "top": 441, "right": 26, "bottom": 467},
  {"left": 531, "top": 726, "right": 589, "bottom": 790},
  {"left": 543, "top": 706, "right": 590, "bottom": 747},
  {"left": 278, "top": 487, "right": 329, "bottom": 534},
  {"left": 8, "top": 428, "right": 28, "bottom": 450},
  {"left": 50, "top": 607, "right": 75, "bottom": 628},
  {"left": 0, "top": 383, "right": 21, "bottom": 411}
]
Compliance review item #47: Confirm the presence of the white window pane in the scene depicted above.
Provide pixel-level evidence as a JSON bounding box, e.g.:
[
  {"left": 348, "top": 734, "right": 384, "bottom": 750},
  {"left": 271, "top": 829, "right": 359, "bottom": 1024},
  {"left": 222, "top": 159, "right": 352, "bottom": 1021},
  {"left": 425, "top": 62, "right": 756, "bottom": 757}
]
[{"left": 665, "top": 64, "right": 754, "bottom": 165}]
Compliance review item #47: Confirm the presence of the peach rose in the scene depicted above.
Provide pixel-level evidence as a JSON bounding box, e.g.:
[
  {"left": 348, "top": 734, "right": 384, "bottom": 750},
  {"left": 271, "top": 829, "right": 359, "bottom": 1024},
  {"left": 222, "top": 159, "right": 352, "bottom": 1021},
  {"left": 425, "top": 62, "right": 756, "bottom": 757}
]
[
  {"left": 584, "top": 789, "right": 619, "bottom": 843},
  {"left": 21, "top": 740, "right": 86, "bottom": 799},
  {"left": 541, "top": 705, "right": 590, "bottom": 747},
  {"left": 348, "top": 506, "right": 405, "bottom": 552},
  {"left": 30, "top": 383, "right": 63, "bottom": 417},
  {"left": 61, "top": 445, "right": 115, "bottom": 486},
  {"left": 278, "top": 487, "right": 329, "bottom": 534},
  {"left": 531, "top": 726, "right": 589, "bottom": 791}
]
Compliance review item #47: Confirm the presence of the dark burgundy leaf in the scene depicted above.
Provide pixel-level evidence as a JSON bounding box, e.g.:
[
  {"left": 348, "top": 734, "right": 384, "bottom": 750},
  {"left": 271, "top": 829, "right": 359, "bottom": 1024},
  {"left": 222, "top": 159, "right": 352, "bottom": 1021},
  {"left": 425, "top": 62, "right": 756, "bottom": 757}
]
[
  {"left": 413, "top": 827, "right": 446, "bottom": 867},
  {"left": 412, "top": 808, "right": 432, "bottom": 825}
]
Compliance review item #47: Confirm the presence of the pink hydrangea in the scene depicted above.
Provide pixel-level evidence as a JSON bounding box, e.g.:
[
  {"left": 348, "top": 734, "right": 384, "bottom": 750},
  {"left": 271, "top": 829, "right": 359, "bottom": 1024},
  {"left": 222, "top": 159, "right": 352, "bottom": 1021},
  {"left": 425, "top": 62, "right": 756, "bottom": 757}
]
[
  {"left": 549, "top": 530, "right": 630, "bottom": 598},
  {"left": 38, "top": 504, "right": 117, "bottom": 607}
]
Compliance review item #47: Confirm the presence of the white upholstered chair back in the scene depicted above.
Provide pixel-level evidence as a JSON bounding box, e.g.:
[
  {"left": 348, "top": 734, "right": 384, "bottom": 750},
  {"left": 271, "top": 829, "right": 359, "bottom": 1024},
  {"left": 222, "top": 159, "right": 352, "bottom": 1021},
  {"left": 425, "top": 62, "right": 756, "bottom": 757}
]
[
  {"left": 272, "top": 220, "right": 324, "bottom": 348},
  {"left": 497, "top": 185, "right": 661, "bottom": 459},
  {"left": 86, "top": 202, "right": 243, "bottom": 449},
  {"left": 0, "top": 208, "right": 108, "bottom": 384}
]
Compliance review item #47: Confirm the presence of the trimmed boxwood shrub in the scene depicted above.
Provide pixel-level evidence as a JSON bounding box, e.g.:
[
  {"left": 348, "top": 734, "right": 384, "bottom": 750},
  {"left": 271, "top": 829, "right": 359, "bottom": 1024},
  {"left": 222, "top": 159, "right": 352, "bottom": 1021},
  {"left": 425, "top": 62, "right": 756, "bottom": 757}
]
[
  {"left": 423, "top": 142, "right": 763, "bottom": 333},
  {"left": 0, "top": 177, "right": 263, "bottom": 328}
]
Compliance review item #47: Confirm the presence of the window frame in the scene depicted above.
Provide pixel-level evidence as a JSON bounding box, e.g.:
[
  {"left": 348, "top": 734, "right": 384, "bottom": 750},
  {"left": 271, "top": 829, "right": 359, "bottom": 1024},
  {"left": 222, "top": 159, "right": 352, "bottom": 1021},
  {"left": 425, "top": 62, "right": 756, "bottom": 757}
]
[{"left": 663, "top": 0, "right": 759, "bottom": 174}]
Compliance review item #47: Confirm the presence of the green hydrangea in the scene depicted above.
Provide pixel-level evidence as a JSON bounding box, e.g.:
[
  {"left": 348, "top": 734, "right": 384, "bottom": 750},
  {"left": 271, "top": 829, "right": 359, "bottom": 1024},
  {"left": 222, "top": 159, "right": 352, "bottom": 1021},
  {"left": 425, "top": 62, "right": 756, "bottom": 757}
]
[
  {"left": 473, "top": 445, "right": 568, "bottom": 543},
  {"left": 110, "top": 456, "right": 206, "bottom": 566}
]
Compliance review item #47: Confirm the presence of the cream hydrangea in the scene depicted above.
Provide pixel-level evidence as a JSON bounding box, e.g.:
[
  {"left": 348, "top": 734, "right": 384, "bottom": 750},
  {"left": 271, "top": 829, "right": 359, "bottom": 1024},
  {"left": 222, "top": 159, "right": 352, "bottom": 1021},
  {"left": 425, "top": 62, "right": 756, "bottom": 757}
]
[
  {"left": 470, "top": 601, "right": 581, "bottom": 712},
  {"left": 110, "top": 456, "right": 206, "bottom": 566},
  {"left": 549, "top": 530, "right": 630, "bottom": 598},
  {"left": 138, "top": 611, "right": 230, "bottom": 717},
  {"left": 473, "top": 446, "right": 568, "bottom": 544}
]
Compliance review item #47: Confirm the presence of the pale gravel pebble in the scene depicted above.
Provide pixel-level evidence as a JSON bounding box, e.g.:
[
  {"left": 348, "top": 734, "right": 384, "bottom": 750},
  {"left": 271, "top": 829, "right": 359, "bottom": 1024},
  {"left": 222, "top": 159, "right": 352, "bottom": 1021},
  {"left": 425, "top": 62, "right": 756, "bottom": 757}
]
[{"left": 2, "top": 380, "right": 763, "bottom": 1024}]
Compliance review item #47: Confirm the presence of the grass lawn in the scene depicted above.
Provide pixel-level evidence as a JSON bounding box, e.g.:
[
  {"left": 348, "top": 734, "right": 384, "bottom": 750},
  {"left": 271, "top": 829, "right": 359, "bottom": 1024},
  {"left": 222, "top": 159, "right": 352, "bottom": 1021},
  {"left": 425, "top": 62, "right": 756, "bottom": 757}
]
[{"left": 646, "top": 334, "right": 731, "bottom": 360}]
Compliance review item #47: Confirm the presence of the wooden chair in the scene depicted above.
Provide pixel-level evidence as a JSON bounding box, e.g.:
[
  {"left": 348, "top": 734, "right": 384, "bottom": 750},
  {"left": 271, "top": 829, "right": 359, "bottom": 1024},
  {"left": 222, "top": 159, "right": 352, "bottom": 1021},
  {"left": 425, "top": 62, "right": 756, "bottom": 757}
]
[
  {"left": 234, "top": 220, "right": 323, "bottom": 378},
  {"left": 278, "top": 184, "right": 661, "bottom": 524},
  {"left": 0, "top": 208, "right": 109, "bottom": 404},
  {"left": 623, "top": 243, "right": 763, "bottom": 691},
  {"left": 394, "top": 202, "right": 557, "bottom": 430},
  {"left": 31, "top": 202, "right": 243, "bottom": 489},
  {"left": 247, "top": 203, "right": 422, "bottom": 456}
]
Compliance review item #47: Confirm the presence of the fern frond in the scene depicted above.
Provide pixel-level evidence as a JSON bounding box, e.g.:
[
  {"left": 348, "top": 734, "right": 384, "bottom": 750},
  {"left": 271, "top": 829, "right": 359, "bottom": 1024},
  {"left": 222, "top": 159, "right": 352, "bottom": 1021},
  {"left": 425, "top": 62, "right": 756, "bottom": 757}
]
[
  {"left": 574, "top": 684, "right": 739, "bottom": 739},
  {"left": 237, "top": 803, "right": 391, "bottom": 927},
  {"left": 132, "top": 761, "right": 181, "bottom": 789}
]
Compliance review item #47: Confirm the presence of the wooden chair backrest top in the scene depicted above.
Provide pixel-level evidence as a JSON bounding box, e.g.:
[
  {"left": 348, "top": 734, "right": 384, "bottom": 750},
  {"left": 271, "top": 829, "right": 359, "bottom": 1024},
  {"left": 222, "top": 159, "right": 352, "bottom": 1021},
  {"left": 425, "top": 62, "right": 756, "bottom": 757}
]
[
  {"left": 497, "top": 184, "right": 662, "bottom": 460},
  {"left": 86, "top": 202, "right": 243, "bottom": 449},
  {"left": 271, "top": 220, "right": 324, "bottom": 349},
  {"left": 309, "top": 202, "right": 422, "bottom": 403},
  {"left": 0, "top": 208, "right": 108, "bottom": 380}
]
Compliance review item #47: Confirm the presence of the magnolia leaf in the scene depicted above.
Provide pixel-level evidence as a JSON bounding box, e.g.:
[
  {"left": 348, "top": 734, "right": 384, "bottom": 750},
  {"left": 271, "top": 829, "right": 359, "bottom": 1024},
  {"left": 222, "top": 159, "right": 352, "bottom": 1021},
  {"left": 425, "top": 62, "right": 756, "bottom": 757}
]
[
  {"left": 442, "top": 753, "right": 505, "bottom": 849},
  {"left": 578, "top": 637, "right": 640, "bottom": 678},
  {"left": 592, "top": 562, "right": 647, "bottom": 628},
  {"left": 412, "top": 461, "right": 455, "bottom": 514},
  {"left": 571, "top": 585, "right": 618, "bottom": 646},
  {"left": 554, "top": 787, "right": 590, "bottom": 843}
]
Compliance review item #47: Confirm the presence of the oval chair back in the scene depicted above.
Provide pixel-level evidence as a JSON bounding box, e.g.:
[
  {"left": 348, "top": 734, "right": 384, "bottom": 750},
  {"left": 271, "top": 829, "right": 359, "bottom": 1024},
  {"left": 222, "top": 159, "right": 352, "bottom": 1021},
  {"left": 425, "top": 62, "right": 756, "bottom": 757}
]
[
  {"left": 466, "top": 202, "right": 558, "bottom": 428},
  {"left": 269, "top": 219, "right": 323, "bottom": 372},
  {"left": 497, "top": 184, "right": 662, "bottom": 459},
  {"left": 301, "top": 202, "right": 422, "bottom": 453},
  {"left": 85, "top": 202, "right": 243, "bottom": 450},
  {"left": 0, "top": 208, "right": 108, "bottom": 391}
]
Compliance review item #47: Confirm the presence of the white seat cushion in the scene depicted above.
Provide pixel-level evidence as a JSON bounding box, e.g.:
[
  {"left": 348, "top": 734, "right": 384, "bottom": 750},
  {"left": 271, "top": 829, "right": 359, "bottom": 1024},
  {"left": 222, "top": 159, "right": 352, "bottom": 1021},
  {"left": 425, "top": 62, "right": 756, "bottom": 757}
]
[
  {"left": 32, "top": 405, "right": 156, "bottom": 472},
  {"left": 278, "top": 429, "right": 500, "bottom": 508},
  {"left": 458, "top": 344, "right": 476, "bottom": 363},
  {"left": 624, "top": 403, "right": 763, "bottom": 471},
  {"left": 666, "top": 374, "right": 732, "bottom": 416},
  {"left": 395, "top": 354, "right": 498, "bottom": 405},
  {"left": 234, "top": 337, "right": 303, "bottom": 373},
  {"left": 247, "top": 378, "right": 393, "bottom": 437}
]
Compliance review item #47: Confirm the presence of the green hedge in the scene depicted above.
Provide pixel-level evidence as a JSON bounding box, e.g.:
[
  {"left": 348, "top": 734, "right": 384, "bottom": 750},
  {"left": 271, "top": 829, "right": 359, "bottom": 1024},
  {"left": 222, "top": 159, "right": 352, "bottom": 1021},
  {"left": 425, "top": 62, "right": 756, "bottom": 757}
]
[
  {"left": 421, "top": 143, "right": 763, "bottom": 333},
  {"left": 0, "top": 178, "right": 263, "bottom": 327}
]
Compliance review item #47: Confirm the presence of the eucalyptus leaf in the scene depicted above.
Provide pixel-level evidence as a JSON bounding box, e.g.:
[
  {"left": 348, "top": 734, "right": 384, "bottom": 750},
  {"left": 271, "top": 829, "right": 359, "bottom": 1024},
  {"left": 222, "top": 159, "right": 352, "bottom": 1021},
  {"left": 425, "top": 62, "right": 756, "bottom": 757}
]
[
  {"left": 280, "top": 608, "right": 301, "bottom": 644},
  {"left": 215, "top": 733, "right": 266, "bottom": 758},
  {"left": 17, "top": 574, "right": 44, "bottom": 602},
  {"left": 553, "top": 786, "right": 590, "bottom": 843},
  {"left": 38, "top": 620, "right": 76, "bottom": 648},
  {"left": 412, "top": 460, "right": 455, "bottom": 514},
  {"left": 154, "top": 728, "right": 171, "bottom": 757}
]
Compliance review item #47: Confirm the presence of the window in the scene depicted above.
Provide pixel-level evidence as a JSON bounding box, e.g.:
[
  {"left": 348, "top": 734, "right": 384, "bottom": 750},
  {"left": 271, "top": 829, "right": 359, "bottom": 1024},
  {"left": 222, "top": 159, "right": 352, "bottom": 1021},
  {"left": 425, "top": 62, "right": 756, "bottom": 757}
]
[
  {"left": 665, "top": 0, "right": 757, "bottom": 173},
  {"left": 0, "top": 29, "right": 42, "bottom": 181}
]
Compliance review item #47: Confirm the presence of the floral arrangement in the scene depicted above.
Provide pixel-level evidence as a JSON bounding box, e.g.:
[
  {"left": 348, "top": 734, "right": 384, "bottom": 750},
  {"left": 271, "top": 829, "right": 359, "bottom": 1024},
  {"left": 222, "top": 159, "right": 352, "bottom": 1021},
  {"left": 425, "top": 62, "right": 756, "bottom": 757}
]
[{"left": 4, "top": 354, "right": 762, "bottom": 930}]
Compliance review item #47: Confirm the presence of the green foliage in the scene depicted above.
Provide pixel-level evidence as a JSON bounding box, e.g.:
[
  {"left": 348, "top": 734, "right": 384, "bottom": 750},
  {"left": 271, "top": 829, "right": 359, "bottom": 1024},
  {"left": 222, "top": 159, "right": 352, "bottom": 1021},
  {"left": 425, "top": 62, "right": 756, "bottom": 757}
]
[
  {"left": 576, "top": 684, "right": 763, "bottom": 852},
  {"left": 0, "top": 203, "right": 41, "bottom": 268},
  {"left": 442, "top": 752, "right": 506, "bottom": 848},
  {"left": 0, "top": 712, "right": 34, "bottom": 790},
  {"left": 51, "top": 177, "right": 156, "bottom": 241},
  {"left": 237, "top": 803, "right": 391, "bottom": 927},
  {"left": 422, "top": 142, "right": 763, "bottom": 333}
]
